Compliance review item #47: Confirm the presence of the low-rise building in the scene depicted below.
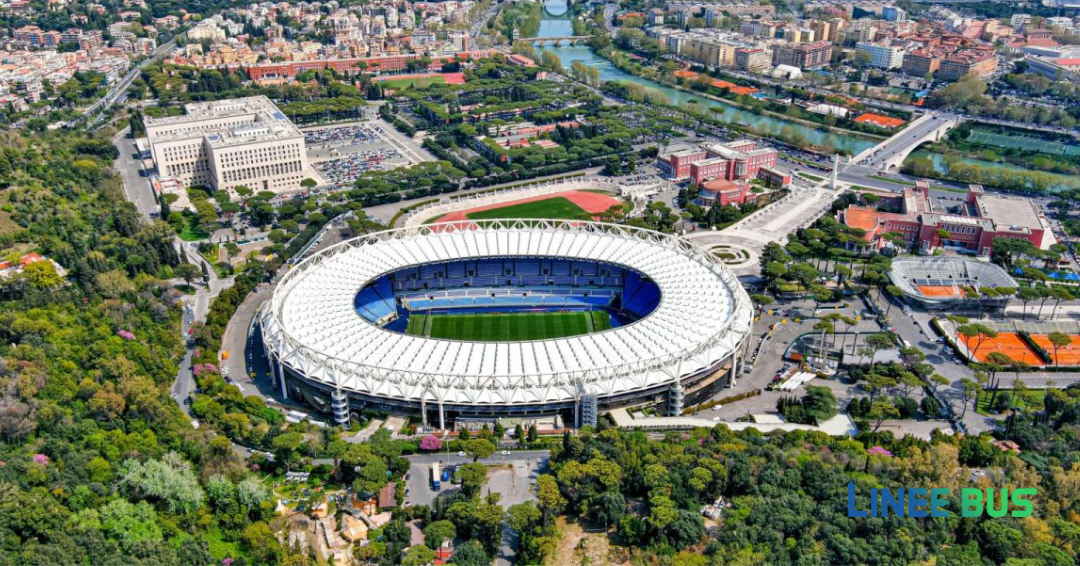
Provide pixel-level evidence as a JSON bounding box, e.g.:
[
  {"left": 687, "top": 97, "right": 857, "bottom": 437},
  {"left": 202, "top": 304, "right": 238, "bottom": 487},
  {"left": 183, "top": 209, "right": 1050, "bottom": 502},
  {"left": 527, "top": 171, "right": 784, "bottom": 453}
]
[{"left": 856, "top": 41, "right": 905, "bottom": 69}]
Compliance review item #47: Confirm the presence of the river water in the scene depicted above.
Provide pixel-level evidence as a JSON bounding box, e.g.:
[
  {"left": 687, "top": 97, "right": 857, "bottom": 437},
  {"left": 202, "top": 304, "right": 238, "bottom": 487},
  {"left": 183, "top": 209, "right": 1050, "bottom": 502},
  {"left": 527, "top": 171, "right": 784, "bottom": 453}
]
[{"left": 535, "top": 0, "right": 876, "bottom": 154}]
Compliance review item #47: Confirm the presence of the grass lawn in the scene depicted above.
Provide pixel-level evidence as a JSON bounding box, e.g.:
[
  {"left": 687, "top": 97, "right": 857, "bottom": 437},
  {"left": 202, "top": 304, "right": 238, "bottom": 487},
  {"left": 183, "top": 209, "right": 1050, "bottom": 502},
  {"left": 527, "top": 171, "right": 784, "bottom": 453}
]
[
  {"left": 379, "top": 76, "right": 447, "bottom": 89},
  {"left": 976, "top": 389, "right": 1046, "bottom": 416},
  {"left": 408, "top": 311, "right": 597, "bottom": 341},
  {"left": 466, "top": 196, "right": 588, "bottom": 221},
  {"left": 797, "top": 172, "right": 825, "bottom": 182},
  {"left": 178, "top": 214, "right": 211, "bottom": 241}
]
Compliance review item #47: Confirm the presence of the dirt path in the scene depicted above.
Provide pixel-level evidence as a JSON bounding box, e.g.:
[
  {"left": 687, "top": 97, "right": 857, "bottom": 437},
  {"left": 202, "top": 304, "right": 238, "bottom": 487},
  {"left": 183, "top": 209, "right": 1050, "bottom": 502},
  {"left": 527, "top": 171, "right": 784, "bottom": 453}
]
[{"left": 548, "top": 518, "right": 619, "bottom": 566}]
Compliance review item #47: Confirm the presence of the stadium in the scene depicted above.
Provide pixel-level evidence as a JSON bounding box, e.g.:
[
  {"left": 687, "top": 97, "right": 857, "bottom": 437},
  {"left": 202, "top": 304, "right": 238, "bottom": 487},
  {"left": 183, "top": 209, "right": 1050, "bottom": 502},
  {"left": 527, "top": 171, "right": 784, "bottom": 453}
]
[
  {"left": 259, "top": 220, "right": 754, "bottom": 429},
  {"left": 888, "top": 257, "right": 1018, "bottom": 309}
]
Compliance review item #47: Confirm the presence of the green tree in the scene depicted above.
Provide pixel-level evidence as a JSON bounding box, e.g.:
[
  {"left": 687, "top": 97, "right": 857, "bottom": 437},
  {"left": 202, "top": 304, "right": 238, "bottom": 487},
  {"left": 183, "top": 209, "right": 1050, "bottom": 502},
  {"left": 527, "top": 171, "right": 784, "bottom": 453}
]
[
  {"left": 463, "top": 438, "right": 496, "bottom": 462},
  {"left": 423, "top": 520, "right": 457, "bottom": 550},
  {"left": 455, "top": 462, "right": 489, "bottom": 498},
  {"left": 401, "top": 544, "right": 436, "bottom": 566}
]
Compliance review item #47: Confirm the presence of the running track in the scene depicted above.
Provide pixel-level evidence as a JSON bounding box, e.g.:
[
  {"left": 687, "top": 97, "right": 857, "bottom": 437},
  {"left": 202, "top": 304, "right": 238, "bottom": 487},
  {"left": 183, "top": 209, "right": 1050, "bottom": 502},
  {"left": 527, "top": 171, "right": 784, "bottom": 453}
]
[{"left": 433, "top": 191, "right": 622, "bottom": 223}]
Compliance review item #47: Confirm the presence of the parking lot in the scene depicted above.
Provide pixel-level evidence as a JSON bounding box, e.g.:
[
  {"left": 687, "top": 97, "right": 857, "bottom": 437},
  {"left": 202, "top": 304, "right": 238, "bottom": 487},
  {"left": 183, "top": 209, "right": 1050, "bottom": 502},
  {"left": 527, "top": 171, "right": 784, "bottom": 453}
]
[
  {"left": 402, "top": 451, "right": 549, "bottom": 509},
  {"left": 303, "top": 120, "right": 435, "bottom": 187}
]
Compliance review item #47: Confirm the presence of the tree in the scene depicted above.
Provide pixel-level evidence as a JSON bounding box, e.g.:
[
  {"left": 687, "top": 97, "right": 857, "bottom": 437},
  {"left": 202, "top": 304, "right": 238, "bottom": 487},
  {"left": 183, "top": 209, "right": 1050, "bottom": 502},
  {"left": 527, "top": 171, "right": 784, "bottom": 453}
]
[
  {"left": 1017, "top": 286, "right": 1043, "bottom": 320},
  {"left": 960, "top": 378, "right": 982, "bottom": 419},
  {"left": 455, "top": 462, "right": 489, "bottom": 498},
  {"left": 802, "top": 386, "right": 838, "bottom": 422},
  {"left": 868, "top": 401, "right": 900, "bottom": 432},
  {"left": 423, "top": 520, "right": 456, "bottom": 550},
  {"left": 175, "top": 263, "right": 200, "bottom": 287},
  {"left": 420, "top": 435, "right": 442, "bottom": 451},
  {"left": 865, "top": 333, "right": 896, "bottom": 364},
  {"left": 452, "top": 540, "right": 490, "bottom": 566},
  {"left": 1048, "top": 331, "right": 1072, "bottom": 366},
  {"left": 22, "top": 260, "right": 63, "bottom": 289},
  {"left": 957, "top": 323, "right": 998, "bottom": 359},
  {"left": 272, "top": 432, "right": 305, "bottom": 472},
  {"left": 463, "top": 438, "right": 496, "bottom": 462},
  {"left": 536, "top": 474, "right": 566, "bottom": 526},
  {"left": 401, "top": 544, "right": 436, "bottom": 566},
  {"left": 242, "top": 522, "right": 282, "bottom": 564}
]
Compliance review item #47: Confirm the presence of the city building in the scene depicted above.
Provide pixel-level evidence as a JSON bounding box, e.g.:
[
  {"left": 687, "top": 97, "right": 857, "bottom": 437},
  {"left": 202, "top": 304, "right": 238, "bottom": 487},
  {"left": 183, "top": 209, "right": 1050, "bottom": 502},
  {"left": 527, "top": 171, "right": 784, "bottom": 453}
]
[
  {"left": 938, "top": 51, "right": 997, "bottom": 81},
  {"left": 836, "top": 181, "right": 1055, "bottom": 257},
  {"left": 856, "top": 41, "right": 905, "bottom": 69},
  {"left": 881, "top": 5, "right": 906, "bottom": 22},
  {"left": 694, "top": 178, "right": 757, "bottom": 207},
  {"left": 770, "top": 40, "right": 833, "bottom": 70},
  {"left": 657, "top": 140, "right": 781, "bottom": 185},
  {"left": 145, "top": 96, "right": 311, "bottom": 194},
  {"left": 902, "top": 49, "right": 942, "bottom": 77},
  {"left": 735, "top": 47, "right": 772, "bottom": 73}
]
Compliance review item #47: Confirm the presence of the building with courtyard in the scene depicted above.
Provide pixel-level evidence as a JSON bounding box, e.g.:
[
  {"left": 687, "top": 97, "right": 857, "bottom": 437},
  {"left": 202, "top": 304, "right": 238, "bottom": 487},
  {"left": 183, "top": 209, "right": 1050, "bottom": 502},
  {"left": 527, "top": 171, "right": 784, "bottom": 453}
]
[{"left": 836, "top": 181, "right": 1055, "bottom": 257}]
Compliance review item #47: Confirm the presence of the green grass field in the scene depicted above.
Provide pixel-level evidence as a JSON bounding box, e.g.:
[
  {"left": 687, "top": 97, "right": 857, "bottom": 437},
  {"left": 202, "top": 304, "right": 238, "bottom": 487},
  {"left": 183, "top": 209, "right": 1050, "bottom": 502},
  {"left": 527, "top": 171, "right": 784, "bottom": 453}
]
[
  {"left": 466, "top": 197, "right": 588, "bottom": 221},
  {"left": 967, "top": 129, "right": 1080, "bottom": 157},
  {"left": 407, "top": 310, "right": 611, "bottom": 341}
]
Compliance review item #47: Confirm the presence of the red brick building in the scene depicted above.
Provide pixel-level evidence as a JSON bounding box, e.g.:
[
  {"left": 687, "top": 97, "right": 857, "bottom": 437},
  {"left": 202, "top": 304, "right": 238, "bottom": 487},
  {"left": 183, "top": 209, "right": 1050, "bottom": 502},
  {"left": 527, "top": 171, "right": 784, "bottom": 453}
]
[
  {"left": 695, "top": 178, "right": 758, "bottom": 207},
  {"left": 657, "top": 140, "right": 779, "bottom": 184},
  {"left": 836, "top": 181, "right": 1054, "bottom": 257},
  {"left": 243, "top": 50, "right": 493, "bottom": 79}
]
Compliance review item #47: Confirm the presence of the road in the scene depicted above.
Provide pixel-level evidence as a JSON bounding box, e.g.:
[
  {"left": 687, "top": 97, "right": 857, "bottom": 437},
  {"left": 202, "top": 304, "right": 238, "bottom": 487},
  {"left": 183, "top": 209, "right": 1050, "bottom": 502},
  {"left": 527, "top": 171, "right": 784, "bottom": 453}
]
[
  {"left": 85, "top": 36, "right": 181, "bottom": 126},
  {"left": 113, "top": 127, "right": 158, "bottom": 220},
  {"left": 852, "top": 112, "right": 958, "bottom": 170}
]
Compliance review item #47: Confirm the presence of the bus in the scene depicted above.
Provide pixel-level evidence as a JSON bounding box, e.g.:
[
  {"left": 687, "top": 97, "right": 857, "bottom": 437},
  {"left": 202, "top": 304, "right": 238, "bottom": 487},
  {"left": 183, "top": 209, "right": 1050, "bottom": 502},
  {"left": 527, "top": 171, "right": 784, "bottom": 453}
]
[{"left": 431, "top": 462, "right": 441, "bottom": 490}]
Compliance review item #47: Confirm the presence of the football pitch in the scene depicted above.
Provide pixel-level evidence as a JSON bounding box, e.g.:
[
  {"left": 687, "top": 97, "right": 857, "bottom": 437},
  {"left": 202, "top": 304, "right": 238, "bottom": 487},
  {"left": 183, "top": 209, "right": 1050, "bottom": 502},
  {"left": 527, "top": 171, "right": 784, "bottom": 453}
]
[
  {"left": 466, "top": 197, "right": 588, "bottom": 221},
  {"left": 406, "top": 310, "right": 612, "bottom": 341}
]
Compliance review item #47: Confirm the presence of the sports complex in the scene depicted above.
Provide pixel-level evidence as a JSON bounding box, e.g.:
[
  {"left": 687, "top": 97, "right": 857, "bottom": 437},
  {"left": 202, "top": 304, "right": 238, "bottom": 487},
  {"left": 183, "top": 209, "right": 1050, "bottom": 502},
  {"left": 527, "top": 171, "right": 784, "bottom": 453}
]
[
  {"left": 888, "top": 257, "right": 1017, "bottom": 309},
  {"left": 259, "top": 219, "right": 754, "bottom": 428}
]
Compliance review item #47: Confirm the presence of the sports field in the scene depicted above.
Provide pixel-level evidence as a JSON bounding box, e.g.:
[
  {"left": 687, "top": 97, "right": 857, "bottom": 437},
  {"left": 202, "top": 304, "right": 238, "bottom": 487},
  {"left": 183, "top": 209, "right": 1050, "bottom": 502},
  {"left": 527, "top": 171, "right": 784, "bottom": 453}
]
[
  {"left": 967, "top": 129, "right": 1080, "bottom": 157},
  {"left": 467, "top": 196, "right": 588, "bottom": 221},
  {"left": 1029, "top": 334, "right": 1080, "bottom": 366},
  {"left": 406, "top": 310, "right": 612, "bottom": 341},
  {"left": 429, "top": 190, "right": 623, "bottom": 223},
  {"left": 957, "top": 331, "right": 1039, "bottom": 364}
]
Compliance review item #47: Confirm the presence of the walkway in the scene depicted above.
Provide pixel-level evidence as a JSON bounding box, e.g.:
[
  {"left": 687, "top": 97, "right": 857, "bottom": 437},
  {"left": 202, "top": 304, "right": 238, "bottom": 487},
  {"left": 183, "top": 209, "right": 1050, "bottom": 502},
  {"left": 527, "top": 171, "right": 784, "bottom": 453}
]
[{"left": 608, "top": 408, "right": 857, "bottom": 435}]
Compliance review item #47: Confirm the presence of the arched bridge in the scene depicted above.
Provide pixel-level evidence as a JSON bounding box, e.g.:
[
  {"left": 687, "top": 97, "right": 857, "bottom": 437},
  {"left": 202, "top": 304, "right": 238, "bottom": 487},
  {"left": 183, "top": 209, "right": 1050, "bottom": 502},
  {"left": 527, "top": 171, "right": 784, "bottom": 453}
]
[{"left": 514, "top": 35, "right": 591, "bottom": 45}]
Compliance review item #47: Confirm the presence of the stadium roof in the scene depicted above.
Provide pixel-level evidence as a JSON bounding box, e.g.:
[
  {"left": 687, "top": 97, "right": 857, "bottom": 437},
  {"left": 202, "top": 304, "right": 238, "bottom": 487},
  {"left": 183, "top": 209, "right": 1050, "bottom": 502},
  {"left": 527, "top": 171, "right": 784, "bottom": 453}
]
[{"left": 261, "top": 220, "right": 754, "bottom": 407}]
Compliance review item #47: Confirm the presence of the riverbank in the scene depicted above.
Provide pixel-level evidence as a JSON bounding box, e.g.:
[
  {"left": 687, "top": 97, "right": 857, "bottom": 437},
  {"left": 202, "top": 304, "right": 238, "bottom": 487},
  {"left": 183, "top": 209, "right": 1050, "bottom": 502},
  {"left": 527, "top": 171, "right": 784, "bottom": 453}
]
[
  {"left": 593, "top": 46, "right": 886, "bottom": 145},
  {"left": 904, "top": 150, "right": 1080, "bottom": 194}
]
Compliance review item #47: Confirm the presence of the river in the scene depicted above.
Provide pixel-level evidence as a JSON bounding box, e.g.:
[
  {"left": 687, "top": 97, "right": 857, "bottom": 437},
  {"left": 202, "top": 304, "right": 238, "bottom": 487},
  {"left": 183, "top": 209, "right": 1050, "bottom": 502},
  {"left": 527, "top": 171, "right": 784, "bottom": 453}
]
[
  {"left": 907, "top": 150, "right": 1080, "bottom": 192},
  {"left": 535, "top": 0, "right": 876, "bottom": 154}
]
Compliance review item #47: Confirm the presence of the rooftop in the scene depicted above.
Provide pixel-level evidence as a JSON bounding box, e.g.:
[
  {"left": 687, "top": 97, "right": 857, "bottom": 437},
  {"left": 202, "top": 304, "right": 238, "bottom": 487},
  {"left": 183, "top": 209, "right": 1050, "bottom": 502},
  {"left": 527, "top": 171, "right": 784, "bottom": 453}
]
[
  {"left": 978, "top": 194, "right": 1047, "bottom": 232},
  {"left": 145, "top": 95, "right": 303, "bottom": 146}
]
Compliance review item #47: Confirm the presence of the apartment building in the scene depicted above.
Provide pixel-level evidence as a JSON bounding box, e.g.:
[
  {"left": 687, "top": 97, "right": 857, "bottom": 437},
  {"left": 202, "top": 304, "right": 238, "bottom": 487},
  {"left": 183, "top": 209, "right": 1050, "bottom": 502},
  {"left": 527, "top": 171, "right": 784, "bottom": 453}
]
[
  {"left": 856, "top": 41, "right": 905, "bottom": 69},
  {"left": 145, "top": 96, "right": 310, "bottom": 194},
  {"left": 771, "top": 40, "right": 833, "bottom": 69},
  {"left": 901, "top": 49, "right": 941, "bottom": 77},
  {"left": 735, "top": 47, "right": 771, "bottom": 72},
  {"left": 938, "top": 50, "right": 997, "bottom": 81}
]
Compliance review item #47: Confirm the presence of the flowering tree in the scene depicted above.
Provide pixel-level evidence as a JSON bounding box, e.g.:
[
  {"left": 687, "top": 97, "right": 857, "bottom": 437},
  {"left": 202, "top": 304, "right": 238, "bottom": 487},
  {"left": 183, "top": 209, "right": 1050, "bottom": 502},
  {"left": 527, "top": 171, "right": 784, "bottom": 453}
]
[{"left": 420, "top": 435, "right": 442, "bottom": 451}]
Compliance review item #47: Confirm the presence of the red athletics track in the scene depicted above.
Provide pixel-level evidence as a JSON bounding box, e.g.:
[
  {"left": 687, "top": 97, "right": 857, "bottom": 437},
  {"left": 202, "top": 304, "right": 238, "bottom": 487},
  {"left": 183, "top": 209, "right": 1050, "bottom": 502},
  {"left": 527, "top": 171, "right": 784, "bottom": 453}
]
[{"left": 432, "top": 190, "right": 622, "bottom": 223}]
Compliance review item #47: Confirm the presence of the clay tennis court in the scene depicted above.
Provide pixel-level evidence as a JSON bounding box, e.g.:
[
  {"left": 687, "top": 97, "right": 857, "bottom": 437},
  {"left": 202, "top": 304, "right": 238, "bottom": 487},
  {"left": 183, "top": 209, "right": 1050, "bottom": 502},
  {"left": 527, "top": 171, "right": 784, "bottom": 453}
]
[
  {"left": 957, "top": 331, "right": 1039, "bottom": 364},
  {"left": 432, "top": 191, "right": 623, "bottom": 223},
  {"left": 918, "top": 285, "right": 963, "bottom": 298},
  {"left": 1029, "top": 334, "right": 1080, "bottom": 366}
]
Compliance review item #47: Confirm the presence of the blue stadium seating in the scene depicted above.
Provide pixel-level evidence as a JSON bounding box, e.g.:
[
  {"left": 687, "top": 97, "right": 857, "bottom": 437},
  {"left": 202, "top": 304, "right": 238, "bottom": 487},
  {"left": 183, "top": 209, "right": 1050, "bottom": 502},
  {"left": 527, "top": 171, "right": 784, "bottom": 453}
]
[{"left": 355, "top": 276, "right": 397, "bottom": 323}]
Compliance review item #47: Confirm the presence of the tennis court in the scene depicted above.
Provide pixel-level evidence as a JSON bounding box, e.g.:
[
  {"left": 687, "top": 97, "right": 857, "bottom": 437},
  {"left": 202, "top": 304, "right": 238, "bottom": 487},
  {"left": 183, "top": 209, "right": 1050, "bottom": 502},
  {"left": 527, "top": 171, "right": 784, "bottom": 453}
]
[
  {"left": 957, "top": 331, "right": 1039, "bottom": 364},
  {"left": 1029, "top": 334, "right": 1080, "bottom": 366},
  {"left": 918, "top": 285, "right": 963, "bottom": 298},
  {"left": 967, "top": 129, "right": 1080, "bottom": 157}
]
